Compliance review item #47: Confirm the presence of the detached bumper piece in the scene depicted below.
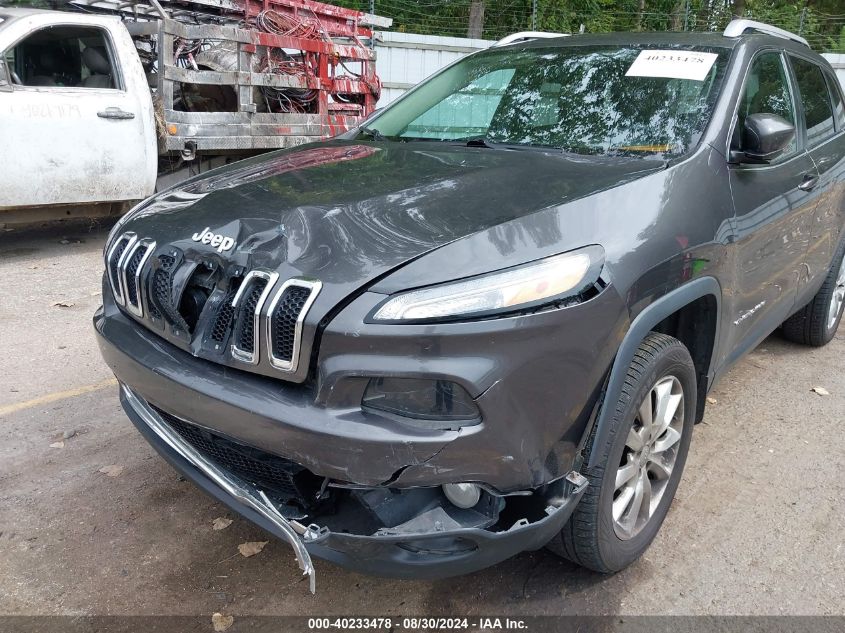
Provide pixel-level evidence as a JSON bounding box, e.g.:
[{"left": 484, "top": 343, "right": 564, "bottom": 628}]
[
  {"left": 122, "top": 387, "right": 319, "bottom": 592},
  {"left": 121, "top": 386, "right": 589, "bottom": 589}
]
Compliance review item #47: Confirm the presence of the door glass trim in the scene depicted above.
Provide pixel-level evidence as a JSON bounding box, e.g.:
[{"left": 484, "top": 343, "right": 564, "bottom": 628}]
[
  {"left": 822, "top": 69, "right": 845, "bottom": 133},
  {"left": 787, "top": 53, "right": 837, "bottom": 148},
  {"left": 727, "top": 49, "right": 803, "bottom": 169}
]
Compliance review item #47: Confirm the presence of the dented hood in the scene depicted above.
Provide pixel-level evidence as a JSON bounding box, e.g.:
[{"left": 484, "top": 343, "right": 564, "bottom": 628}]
[{"left": 121, "top": 140, "right": 665, "bottom": 303}]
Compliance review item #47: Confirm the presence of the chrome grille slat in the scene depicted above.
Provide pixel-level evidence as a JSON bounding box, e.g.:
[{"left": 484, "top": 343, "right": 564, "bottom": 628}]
[
  {"left": 106, "top": 232, "right": 137, "bottom": 306},
  {"left": 266, "top": 279, "right": 322, "bottom": 373},
  {"left": 230, "top": 270, "right": 279, "bottom": 365},
  {"left": 120, "top": 239, "right": 157, "bottom": 318}
]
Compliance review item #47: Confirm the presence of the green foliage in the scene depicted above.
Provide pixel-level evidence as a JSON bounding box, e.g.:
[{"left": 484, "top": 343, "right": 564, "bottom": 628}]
[
  {"left": 5, "top": 0, "right": 843, "bottom": 51},
  {"left": 345, "top": 0, "right": 845, "bottom": 52}
]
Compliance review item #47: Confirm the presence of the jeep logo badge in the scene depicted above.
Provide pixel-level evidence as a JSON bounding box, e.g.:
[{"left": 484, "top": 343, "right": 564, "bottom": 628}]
[{"left": 191, "top": 227, "right": 235, "bottom": 253}]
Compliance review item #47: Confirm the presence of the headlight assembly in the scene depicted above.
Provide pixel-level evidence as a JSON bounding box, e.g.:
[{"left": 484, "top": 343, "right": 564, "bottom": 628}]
[{"left": 372, "top": 245, "right": 604, "bottom": 323}]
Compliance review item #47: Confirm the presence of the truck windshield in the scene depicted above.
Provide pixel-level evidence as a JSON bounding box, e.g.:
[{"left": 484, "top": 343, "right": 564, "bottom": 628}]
[{"left": 366, "top": 45, "right": 729, "bottom": 158}]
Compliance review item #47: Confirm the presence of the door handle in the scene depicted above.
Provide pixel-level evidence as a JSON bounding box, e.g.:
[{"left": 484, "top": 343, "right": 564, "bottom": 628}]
[
  {"left": 798, "top": 174, "right": 819, "bottom": 191},
  {"left": 97, "top": 107, "right": 135, "bottom": 120}
]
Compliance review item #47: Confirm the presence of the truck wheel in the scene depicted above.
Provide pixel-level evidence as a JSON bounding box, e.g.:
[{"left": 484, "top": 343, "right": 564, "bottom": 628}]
[
  {"left": 547, "top": 332, "right": 696, "bottom": 572},
  {"left": 782, "top": 241, "right": 845, "bottom": 347}
]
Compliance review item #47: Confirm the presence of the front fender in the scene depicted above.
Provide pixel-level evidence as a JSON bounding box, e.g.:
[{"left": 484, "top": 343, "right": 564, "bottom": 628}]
[{"left": 586, "top": 276, "right": 722, "bottom": 469}]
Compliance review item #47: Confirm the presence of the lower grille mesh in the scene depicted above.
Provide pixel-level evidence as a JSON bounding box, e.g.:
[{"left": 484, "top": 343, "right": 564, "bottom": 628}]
[{"left": 153, "top": 406, "right": 314, "bottom": 504}]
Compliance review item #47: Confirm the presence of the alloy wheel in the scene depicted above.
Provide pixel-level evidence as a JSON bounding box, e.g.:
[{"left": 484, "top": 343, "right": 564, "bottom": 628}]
[
  {"left": 827, "top": 252, "right": 845, "bottom": 332},
  {"left": 612, "top": 375, "right": 684, "bottom": 540}
]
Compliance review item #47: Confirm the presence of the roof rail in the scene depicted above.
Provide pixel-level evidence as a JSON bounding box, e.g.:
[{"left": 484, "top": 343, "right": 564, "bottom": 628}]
[
  {"left": 723, "top": 19, "right": 809, "bottom": 47},
  {"left": 494, "top": 31, "right": 569, "bottom": 47}
]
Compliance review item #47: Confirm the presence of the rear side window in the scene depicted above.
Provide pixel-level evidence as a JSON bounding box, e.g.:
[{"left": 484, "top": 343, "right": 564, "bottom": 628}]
[
  {"left": 733, "top": 52, "right": 797, "bottom": 160},
  {"left": 790, "top": 56, "right": 835, "bottom": 146},
  {"left": 5, "top": 24, "right": 116, "bottom": 89},
  {"left": 824, "top": 71, "right": 845, "bottom": 131}
]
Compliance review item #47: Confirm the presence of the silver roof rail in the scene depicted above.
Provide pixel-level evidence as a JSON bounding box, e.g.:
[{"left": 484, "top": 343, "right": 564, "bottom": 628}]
[
  {"left": 494, "top": 31, "right": 569, "bottom": 47},
  {"left": 723, "top": 19, "right": 809, "bottom": 47}
]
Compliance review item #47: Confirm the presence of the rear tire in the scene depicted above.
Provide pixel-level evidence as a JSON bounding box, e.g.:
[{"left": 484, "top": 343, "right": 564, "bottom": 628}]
[
  {"left": 782, "top": 240, "right": 845, "bottom": 347},
  {"left": 547, "top": 332, "right": 696, "bottom": 572}
]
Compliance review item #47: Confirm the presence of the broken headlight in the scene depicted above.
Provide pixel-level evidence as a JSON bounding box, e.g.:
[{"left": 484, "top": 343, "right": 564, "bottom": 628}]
[
  {"left": 362, "top": 378, "right": 480, "bottom": 428},
  {"left": 371, "top": 245, "right": 603, "bottom": 322}
]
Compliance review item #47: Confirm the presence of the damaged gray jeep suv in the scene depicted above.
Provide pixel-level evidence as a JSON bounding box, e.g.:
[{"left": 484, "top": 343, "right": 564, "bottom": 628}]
[{"left": 95, "top": 20, "right": 845, "bottom": 589}]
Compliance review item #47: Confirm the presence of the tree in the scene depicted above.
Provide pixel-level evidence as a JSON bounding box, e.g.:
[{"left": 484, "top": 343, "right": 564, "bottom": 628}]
[{"left": 468, "top": 0, "right": 485, "bottom": 38}]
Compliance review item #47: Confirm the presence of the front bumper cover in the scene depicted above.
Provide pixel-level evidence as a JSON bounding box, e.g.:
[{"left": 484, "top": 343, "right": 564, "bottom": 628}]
[
  {"left": 94, "top": 274, "right": 624, "bottom": 492},
  {"left": 121, "top": 384, "right": 588, "bottom": 588}
]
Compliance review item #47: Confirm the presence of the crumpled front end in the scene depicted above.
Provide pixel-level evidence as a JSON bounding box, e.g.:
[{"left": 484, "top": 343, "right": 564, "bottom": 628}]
[
  {"left": 93, "top": 138, "right": 638, "bottom": 583},
  {"left": 94, "top": 272, "right": 618, "bottom": 584},
  {"left": 121, "top": 383, "right": 588, "bottom": 586}
]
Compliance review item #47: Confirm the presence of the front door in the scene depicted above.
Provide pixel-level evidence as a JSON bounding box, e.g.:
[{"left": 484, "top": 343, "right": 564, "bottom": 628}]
[
  {"left": 0, "top": 22, "right": 151, "bottom": 209},
  {"left": 725, "top": 50, "right": 819, "bottom": 362}
]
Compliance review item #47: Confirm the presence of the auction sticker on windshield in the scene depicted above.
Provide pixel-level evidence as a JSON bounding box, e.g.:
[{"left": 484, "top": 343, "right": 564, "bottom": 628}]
[{"left": 625, "top": 49, "right": 719, "bottom": 81}]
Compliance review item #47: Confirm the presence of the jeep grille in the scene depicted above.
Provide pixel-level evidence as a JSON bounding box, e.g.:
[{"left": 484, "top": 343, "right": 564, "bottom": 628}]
[{"left": 106, "top": 233, "right": 320, "bottom": 376}]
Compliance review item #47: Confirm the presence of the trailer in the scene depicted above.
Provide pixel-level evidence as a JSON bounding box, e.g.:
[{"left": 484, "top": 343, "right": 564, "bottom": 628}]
[{"left": 76, "top": 0, "right": 389, "bottom": 155}]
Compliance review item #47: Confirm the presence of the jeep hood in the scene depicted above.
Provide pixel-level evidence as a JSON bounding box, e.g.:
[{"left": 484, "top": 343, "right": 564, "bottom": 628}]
[{"left": 121, "top": 140, "right": 664, "bottom": 303}]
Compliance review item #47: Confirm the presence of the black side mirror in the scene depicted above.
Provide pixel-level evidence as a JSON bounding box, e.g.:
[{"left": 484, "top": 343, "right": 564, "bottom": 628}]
[{"left": 731, "top": 113, "right": 795, "bottom": 164}]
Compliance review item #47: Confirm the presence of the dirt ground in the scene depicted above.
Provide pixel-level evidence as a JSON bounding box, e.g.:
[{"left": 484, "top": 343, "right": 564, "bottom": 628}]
[{"left": 1, "top": 220, "right": 843, "bottom": 618}]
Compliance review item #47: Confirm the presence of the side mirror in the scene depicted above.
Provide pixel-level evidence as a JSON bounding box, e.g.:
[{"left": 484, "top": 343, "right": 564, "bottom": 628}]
[{"left": 731, "top": 113, "right": 795, "bottom": 164}]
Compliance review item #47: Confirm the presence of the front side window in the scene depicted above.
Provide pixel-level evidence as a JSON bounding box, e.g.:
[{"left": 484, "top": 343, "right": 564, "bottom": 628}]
[
  {"left": 368, "top": 45, "right": 729, "bottom": 159},
  {"left": 790, "top": 56, "right": 835, "bottom": 147},
  {"left": 4, "top": 25, "right": 116, "bottom": 89},
  {"left": 732, "top": 52, "right": 797, "bottom": 161}
]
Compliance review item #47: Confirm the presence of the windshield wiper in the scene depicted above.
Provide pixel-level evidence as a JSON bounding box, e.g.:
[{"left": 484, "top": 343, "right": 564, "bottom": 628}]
[
  {"left": 464, "top": 136, "right": 496, "bottom": 149},
  {"left": 462, "top": 137, "right": 564, "bottom": 153},
  {"left": 358, "top": 126, "right": 389, "bottom": 141}
]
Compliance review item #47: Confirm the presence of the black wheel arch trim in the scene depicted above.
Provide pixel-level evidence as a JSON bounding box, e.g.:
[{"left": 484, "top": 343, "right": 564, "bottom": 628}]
[{"left": 585, "top": 276, "right": 722, "bottom": 469}]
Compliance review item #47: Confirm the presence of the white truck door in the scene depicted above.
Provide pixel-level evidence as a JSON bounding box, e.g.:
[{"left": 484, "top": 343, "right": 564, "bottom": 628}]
[{"left": 0, "top": 12, "right": 156, "bottom": 209}]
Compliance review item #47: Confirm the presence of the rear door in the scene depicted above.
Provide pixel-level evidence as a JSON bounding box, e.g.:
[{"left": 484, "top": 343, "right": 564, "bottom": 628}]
[
  {"left": 0, "top": 18, "right": 153, "bottom": 209},
  {"left": 725, "top": 50, "right": 819, "bottom": 361},
  {"left": 787, "top": 54, "right": 845, "bottom": 299}
]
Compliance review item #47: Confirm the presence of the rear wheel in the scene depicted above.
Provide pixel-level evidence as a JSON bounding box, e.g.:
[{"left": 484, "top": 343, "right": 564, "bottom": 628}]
[
  {"left": 547, "top": 332, "right": 696, "bottom": 572},
  {"left": 782, "top": 241, "right": 845, "bottom": 347}
]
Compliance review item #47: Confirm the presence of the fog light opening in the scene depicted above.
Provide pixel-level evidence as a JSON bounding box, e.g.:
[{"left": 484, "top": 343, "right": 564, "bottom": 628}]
[
  {"left": 361, "top": 377, "right": 480, "bottom": 429},
  {"left": 442, "top": 483, "right": 481, "bottom": 509}
]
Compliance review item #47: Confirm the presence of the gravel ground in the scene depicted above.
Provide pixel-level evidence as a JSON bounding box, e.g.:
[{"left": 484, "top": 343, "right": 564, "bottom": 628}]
[{"left": 1, "top": 220, "right": 843, "bottom": 618}]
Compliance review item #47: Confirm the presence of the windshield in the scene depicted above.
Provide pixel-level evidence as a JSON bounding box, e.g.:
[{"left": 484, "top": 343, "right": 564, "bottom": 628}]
[{"left": 366, "top": 45, "right": 729, "bottom": 158}]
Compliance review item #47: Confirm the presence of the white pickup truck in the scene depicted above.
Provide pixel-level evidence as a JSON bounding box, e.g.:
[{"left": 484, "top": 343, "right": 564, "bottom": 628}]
[
  {"left": 0, "top": 9, "right": 157, "bottom": 224},
  {"left": 0, "top": 2, "right": 383, "bottom": 226}
]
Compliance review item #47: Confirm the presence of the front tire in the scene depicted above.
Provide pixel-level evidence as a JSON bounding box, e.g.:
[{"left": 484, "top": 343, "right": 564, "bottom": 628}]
[
  {"left": 547, "top": 332, "right": 696, "bottom": 572},
  {"left": 782, "top": 240, "right": 845, "bottom": 347}
]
